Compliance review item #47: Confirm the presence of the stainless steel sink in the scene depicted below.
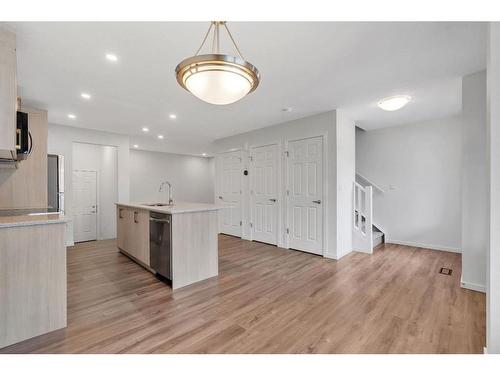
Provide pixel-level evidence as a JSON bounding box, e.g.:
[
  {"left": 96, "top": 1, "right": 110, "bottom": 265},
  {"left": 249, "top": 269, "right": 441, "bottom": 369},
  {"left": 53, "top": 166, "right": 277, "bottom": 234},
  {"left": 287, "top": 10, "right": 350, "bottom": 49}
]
[{"left": 143, "top": 203, "right": 174, "bottom": 207}]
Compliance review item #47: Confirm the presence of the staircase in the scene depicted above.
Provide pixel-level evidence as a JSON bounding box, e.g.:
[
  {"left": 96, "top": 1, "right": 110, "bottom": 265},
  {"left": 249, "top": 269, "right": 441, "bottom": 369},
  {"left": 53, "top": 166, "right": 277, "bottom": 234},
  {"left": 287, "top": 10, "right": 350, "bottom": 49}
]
[
  {"left": 353, "top": 176, "right": 385, "bottom": 253},
  {"left": 372, "top": 227, "right": 384, "bottom": 248}
]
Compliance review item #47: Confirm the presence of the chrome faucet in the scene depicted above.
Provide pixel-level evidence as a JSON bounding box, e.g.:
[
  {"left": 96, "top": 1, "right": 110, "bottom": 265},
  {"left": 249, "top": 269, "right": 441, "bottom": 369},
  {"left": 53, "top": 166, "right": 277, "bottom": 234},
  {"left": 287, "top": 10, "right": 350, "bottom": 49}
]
[{"left": 159, "top": 181, "right": 174, "bottom": 205}]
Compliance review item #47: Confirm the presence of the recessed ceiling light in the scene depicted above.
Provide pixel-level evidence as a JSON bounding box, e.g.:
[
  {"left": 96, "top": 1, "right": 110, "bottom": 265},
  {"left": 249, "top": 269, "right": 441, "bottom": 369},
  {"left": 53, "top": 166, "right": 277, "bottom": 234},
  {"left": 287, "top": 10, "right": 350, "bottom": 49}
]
[
  {"left": 169, "top": 114, "right": 177, "bottom": 119},
  {"left": 105, "top": 53, "right": 118, "bottom": 62},
  {"left": 202, "top": 153, "right": 207, "bottom": 157},
  {"left": 133, "top": 144, "right": 139, "bottom": 148},
  {"left": 142, "top": 127, "right": 149, "bottom": 132},
  {"left": 377, "top": 95, "right": 411, "bottom": 111},
  {"left": 157, "top": 135, "right": 164, "bottom": 139},
  {"left": 67, "top": 114, "right": 76, "bottom": 119},
  {"left": 81, "top": 92, "right": 91, "bottom": 100}
]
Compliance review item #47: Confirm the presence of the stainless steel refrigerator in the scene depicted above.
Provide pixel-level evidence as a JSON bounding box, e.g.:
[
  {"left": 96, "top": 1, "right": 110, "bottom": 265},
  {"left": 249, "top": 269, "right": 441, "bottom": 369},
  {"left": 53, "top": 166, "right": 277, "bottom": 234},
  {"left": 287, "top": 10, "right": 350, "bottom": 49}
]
[{"left": 47, "top": 154, "right": 65, "bottom": 213}]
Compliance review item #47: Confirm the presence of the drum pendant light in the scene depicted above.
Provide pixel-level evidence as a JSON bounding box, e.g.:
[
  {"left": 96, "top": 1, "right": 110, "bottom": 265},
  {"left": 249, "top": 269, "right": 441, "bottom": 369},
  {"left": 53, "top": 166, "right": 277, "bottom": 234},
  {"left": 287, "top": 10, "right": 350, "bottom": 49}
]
[{"left": 175, "top": 21, "right": 260, "bottom": 105}]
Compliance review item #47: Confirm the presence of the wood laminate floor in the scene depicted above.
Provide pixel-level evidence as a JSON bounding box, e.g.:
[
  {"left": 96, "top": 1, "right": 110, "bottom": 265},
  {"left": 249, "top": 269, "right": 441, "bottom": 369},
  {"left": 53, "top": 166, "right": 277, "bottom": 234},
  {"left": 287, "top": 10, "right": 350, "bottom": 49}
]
[{"left": 0, "top": 235, "right": 485, "bottom": 354}]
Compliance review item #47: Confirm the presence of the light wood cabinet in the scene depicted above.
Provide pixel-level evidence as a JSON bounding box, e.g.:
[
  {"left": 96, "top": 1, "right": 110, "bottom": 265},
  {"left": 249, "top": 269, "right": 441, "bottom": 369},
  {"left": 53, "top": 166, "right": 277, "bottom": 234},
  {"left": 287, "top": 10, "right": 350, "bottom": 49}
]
[
  {"left": 0, "top": 107, "right": 48, "bottom": 209},
  {"left": 116, "top": 206, "right": 150, "bottom": 266},
  {"left": 0, "top": 28, "right": 16, "bottom": 152}
]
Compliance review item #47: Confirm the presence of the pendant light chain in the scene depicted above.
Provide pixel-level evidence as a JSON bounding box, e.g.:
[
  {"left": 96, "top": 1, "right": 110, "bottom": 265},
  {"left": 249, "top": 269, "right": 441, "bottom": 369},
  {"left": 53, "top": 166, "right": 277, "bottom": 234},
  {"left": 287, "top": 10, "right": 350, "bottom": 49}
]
[
  {"left": 194, "top": 22, "right": 213, "bottom": 56},
  {"left": 223, "top": 23, "right": 245, "bottom": 60},
  {"left": 194, "top": 21, "right": 245, "bottom": 60}
]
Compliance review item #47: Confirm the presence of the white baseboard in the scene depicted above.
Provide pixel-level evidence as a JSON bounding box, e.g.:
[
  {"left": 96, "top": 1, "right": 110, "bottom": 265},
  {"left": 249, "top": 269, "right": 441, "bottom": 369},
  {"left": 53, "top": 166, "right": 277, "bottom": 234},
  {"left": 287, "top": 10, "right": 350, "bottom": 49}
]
[
  {"left": 460, "top": 277, "right": 486, "bottom": 293},
  {"left": 386, "top": 239, "right": 461, "bottom": 254}
]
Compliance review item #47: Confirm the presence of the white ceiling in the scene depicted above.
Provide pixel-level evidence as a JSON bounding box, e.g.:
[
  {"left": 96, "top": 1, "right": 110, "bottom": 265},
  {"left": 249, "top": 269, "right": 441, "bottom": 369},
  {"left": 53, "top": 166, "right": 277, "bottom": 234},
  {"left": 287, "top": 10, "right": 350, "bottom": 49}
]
[{"left": 5, "top": 22, "right": 486, "bottom": 154}]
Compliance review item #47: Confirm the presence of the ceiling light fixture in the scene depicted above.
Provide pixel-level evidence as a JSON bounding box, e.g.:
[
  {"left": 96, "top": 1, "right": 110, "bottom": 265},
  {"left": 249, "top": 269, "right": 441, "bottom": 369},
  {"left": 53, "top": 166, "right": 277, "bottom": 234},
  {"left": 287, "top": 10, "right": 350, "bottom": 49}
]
[
  {"left": 106, "top": 53, "right": 118, "bottom": 62},
  {"left": 142, "top": 127, "right": 149, "bottom": 132},
  {"left": 133, "top": 144, "right": 139, "bottom": 148},
  {"left": 81, "top": 92, "right": 91, "bottom": 99},
  {"left": 377, "top": 95, "right": 411, "bottom": 111},
  {"left": 169, "top": 114, "right": 177, "bottom": 119},
  {"left": 158, "top": 135, "right": 164, "bottom": 139},
  {"left": 202, "top": 153, "right": 207, "bottom": 157},
  {"left": 67, "top": 114, "right": 76, "bottom": 119},
  {"left": 175, "top": 21, "right": 260, "bottom": 105}
]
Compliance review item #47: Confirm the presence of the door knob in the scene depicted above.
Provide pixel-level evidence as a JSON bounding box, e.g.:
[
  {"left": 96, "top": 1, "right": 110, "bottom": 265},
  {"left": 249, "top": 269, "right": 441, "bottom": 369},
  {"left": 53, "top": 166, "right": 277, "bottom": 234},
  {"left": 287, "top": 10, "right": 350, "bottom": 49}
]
[
  {"left": 312, "top": 200, "right": 321, "bottom": 204},
  {"left": 218, "top": 196, "right": 223, "bottom": 200},
  {"left": 269, "top": 198, "right": 277, "bottom": 202}
]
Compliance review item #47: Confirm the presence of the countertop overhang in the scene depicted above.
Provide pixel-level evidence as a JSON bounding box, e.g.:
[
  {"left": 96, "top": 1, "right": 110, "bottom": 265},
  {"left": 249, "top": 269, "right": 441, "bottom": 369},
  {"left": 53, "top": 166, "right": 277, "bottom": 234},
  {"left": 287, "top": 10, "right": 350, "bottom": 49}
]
[
  {"left": 0, "top": 213, "right": 70, "bottom": 228},
  {"left": 116, "top": 202, "right": 223, "bottom": 214}
]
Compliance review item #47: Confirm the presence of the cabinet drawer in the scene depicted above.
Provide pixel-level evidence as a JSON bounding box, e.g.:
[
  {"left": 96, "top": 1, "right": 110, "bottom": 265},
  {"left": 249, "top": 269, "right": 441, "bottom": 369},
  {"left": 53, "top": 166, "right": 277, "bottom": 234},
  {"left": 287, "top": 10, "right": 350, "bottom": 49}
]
[
  {"left": 131, "top": 209, "right": 150, "bottom": 266},
  {"left": 117, "top": 207, "right": 132, "bottom": 252}
]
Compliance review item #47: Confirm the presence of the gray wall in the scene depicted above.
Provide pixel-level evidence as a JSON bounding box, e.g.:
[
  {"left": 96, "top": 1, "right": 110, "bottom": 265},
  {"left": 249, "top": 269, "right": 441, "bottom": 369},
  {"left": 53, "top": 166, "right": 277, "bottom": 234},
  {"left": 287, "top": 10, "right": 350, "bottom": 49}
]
[
  {"left": 461, "top": 70, "right": 488, "bottom": 292},
  {"left": 487, "top": 23, "right": 500, "bottom": 353},
  {"left": 129, "top": 149, "right": 215, "bottom": 204},
  {"left": 356, "top": 115, "right": 463, "bottom": 252}
]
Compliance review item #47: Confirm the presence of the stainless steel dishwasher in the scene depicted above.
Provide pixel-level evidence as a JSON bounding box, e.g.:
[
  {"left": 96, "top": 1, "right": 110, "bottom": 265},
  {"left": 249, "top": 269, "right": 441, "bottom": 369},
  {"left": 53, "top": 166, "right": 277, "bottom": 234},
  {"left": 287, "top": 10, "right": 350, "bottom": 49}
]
[{"left": 149, "top": 212, "right": 172, "bottom": 280}]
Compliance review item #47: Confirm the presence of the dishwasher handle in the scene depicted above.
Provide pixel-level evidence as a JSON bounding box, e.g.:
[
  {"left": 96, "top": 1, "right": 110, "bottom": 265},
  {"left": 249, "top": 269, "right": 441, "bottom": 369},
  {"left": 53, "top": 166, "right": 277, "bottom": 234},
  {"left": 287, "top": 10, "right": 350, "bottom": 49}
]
[{"left": 150, "top": 217, "right": 170, "bottom": 224}]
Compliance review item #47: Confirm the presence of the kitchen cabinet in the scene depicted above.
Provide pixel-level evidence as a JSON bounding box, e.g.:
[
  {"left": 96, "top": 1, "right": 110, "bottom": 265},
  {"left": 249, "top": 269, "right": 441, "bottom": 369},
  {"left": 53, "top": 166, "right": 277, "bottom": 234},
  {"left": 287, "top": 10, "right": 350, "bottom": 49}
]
[
  {"left": 116, "top": 203, "right": 220, "bottom": 289},
  {"left": 116, "top": 206, "right": 150, "bottom": 266},
  {"left": 0, "top": 107, "right": 48, "bottom": 209},
  {"left": 0, "top": 28, "right": 17, "bottom": 152}
]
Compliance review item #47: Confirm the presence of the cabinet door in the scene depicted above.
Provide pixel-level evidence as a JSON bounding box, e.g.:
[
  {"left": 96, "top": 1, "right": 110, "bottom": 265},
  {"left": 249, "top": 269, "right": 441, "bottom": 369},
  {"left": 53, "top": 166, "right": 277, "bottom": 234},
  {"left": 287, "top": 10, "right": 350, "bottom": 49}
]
[
  {"left": 0, "top": 29, "right": 17, "bottom": 151},
  {"left": 131, "top": 209, "right": 150, "bottom": 266},
  {"left": 117, "top": 206, "right": 128, "bottom": 251}
]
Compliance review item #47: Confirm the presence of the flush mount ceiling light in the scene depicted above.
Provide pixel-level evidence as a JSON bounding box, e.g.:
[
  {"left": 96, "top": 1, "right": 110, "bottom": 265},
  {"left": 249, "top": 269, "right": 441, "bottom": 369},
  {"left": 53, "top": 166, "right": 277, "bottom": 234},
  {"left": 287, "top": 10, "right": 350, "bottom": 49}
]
[
  {"left": 67, "top": 114, "right": 76, "bottom": 119},
  {"left": 142, "top": 127, "right": 149, "bottom": 132},
  {"left": 106, "top": 53, "right": 118, "bottom": 62},
  {"left": 157, "top": 134, "right": 164, "bottom": 139},
  {"left": 175, "top": 21, "right": 260, "bottom": 105},
  {"left": 169, "top": 114, "right": 177, "bottom": 119},
  {"left": 81, "top": 92, "right": 91, "bottom": 100},
  {"left": 377, "top": 95, "right": 412, "bottom": 111}
]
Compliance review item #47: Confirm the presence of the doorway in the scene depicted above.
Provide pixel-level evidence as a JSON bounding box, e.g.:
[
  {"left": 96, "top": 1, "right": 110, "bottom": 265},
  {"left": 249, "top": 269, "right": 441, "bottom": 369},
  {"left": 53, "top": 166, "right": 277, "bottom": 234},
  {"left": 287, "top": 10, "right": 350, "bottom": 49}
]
[
  {"left": 286, "top": 136, "right": 324, "bottom": 255},
  {"left": 217, "top": 150, "right": 242, "bottom": 237},
  {"left": 250, "top": 143, "right": 279, "bottom": 245},
  {"left": 73, "top": 170, "right": 97, "bottom": 242}
]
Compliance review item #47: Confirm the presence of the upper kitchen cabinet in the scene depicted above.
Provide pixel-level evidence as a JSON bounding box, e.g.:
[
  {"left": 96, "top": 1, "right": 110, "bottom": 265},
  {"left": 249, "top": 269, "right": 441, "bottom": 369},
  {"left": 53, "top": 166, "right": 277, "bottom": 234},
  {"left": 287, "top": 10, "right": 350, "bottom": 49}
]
[{"left": 0, "top": 28, "right": 17, "bottom": 152}]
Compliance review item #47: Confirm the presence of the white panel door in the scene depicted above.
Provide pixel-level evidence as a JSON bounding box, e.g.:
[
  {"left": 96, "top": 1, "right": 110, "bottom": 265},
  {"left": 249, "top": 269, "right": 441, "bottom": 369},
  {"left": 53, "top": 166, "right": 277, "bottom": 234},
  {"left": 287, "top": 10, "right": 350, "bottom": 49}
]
[
  {"left": 287, "top": 137, "right": 323, "bottom": 255},
  {"left": 218, "top": 151, "right": 242, "bottom": 237},
  {"left": 250, "top": 144, "right": 278, "bottom": 245},
  {"left": 73, "top": 170, "right": 97, "bottom": 243}
]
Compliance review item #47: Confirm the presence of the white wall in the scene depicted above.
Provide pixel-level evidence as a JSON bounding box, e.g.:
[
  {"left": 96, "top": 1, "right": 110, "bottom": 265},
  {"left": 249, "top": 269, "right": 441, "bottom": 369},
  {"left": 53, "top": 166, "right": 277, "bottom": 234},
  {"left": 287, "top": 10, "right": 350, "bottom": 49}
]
[
  {"left": 335, "top": 110, "right": 356, "bottom": 258},
  {"left": 214, "top": 111, "right": 355, "bottom": 259},
  {"left": 47, "top": 124, "right": 130, "bottom": 245},
  {"left": 72, "top": 142, "right": 118, "bottom": 240},
  {"left": 356, "top": 115, "right": 463, "bottom": 252},
  {"left": 487, "top": 22, "right": 500, "bottom": 354},
  {"left": 461, "top": 70, "right": 488, "bottom": 292},
  {"left": 129, "top": 149, "right": 215, "bottom": 204}
]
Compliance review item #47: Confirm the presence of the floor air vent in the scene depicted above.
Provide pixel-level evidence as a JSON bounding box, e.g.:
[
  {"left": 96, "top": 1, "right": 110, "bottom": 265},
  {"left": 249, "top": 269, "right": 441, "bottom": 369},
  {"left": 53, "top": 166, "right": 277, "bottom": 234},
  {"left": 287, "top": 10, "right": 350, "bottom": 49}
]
[{"left": 439, "top": 267, "right": 453, "bottom": 276}]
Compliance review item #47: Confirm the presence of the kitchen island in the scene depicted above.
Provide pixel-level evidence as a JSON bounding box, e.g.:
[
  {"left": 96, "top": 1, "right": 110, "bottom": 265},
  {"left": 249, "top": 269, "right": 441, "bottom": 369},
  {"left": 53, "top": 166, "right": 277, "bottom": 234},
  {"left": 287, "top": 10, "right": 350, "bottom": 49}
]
[
  {"left": 116, "top": 202, "right": 221, "bottom": 289},
  {"left": 0, "top": 213, "right": 69, "bottom": 349}
]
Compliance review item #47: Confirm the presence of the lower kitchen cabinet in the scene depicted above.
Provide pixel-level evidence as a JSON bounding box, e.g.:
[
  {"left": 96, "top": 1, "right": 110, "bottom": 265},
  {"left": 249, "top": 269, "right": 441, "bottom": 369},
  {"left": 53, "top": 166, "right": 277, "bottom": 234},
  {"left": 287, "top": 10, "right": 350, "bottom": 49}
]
[{"left": 117, "top": 206, "right": 150, "bottom": 266}]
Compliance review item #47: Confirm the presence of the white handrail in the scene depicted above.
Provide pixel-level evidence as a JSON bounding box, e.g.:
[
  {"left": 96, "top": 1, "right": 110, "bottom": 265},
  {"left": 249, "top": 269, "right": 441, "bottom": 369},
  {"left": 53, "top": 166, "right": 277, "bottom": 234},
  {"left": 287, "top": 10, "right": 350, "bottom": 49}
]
[{"left": 355, "top": 172, "right": 385, "bottom": 193}]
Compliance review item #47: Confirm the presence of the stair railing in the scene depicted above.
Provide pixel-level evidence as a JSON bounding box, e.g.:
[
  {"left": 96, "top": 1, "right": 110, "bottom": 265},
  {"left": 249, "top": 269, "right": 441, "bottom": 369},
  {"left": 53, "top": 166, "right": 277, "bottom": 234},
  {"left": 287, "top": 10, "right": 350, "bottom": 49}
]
[{"left": 353, "top": 182, "right": 373, "bottom": 253}]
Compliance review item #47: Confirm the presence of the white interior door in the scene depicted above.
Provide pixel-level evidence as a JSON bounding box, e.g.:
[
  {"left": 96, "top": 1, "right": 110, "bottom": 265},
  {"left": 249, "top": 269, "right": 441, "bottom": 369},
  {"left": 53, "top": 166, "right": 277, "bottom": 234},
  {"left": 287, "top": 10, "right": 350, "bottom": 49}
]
[
  {"left": 287, "top": 137, "right": 324, "bottom": 255},
  {"left": 73, "top": 170, "right": 97, "bottom": 243},
  {"left": 250, "top": 144, "right": 278, "bottom": 245},
  {"left": 218, "top": 151, "right": 242, "bottom": 237}
]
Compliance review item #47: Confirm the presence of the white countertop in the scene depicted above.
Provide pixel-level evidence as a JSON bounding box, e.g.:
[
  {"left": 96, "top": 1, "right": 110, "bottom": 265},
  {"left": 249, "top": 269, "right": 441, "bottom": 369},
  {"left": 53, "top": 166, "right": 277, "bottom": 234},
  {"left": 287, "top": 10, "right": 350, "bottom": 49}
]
[
  {"left": 0, "top": 213, "right": 70, "bottom": 228},
  {"left": 116, "top": 202, "right": 223, "bottom": 214}
]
